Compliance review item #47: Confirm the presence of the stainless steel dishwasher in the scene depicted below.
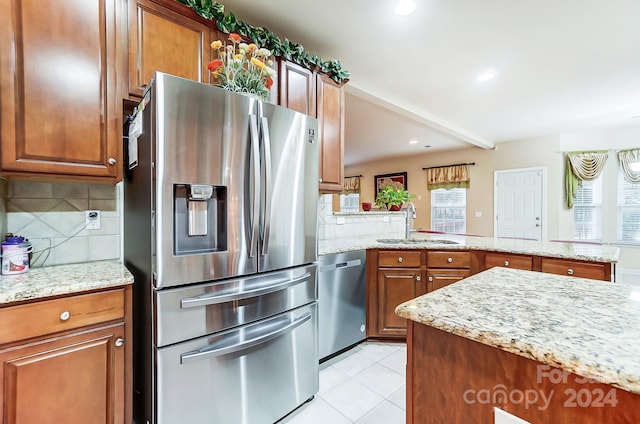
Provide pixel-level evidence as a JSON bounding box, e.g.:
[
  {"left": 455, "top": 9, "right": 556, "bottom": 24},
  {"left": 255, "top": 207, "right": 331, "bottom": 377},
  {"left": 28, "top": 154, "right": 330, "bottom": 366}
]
[{"left": 318, "top": 250, "right": 366, "bottom": 361}]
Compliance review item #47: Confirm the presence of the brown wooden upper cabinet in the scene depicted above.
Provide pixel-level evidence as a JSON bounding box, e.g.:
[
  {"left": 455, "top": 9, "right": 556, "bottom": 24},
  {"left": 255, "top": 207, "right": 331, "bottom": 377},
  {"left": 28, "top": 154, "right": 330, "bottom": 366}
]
[
  {"left": 278, "top": 60, "right": 345, "bottom": 193},
  {"left": 127, "top": 0, "right": 213, "bottom": 97},
  {"left": 0, "top": 0, "right": 124, "bottom": 182}
]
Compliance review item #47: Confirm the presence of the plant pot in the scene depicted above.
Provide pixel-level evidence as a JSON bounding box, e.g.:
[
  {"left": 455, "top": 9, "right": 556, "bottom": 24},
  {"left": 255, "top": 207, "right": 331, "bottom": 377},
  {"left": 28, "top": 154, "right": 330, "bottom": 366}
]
[{"left": 389, "top": 204, "right": 402, "bottom": 211}]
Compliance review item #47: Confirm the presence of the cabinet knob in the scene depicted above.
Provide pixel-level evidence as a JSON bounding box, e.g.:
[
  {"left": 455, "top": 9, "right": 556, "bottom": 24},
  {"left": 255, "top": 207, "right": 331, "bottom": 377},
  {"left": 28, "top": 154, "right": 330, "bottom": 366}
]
[
  {"left": 567, "top": 268, "right": 574, "bottom": 275},
  {"left": 398, "top": 257, "right": 403, "bottom": 263},
  {"left": 504, "top": 260, "right": 510, "bottom": 267},
  {"left": 428, "top": 276, "right": 433, "bottom": 282},
  {"left": 318, "top": 178, "right": 323, "bottom": 183},
  {"left": 416, "top": 276, "right": 421, "bottom": 281},
  {"left": 447, "top": 257, "right": 453, "bottom": 263},
  {"left": 115, "top": 338, "right": 124, "bottom": 347},
  {"left": 108, "top": 157, "right": 117, "bottom": 165},
  {"left": 59, "top": 311, "right": 70, "bottom": 321}
]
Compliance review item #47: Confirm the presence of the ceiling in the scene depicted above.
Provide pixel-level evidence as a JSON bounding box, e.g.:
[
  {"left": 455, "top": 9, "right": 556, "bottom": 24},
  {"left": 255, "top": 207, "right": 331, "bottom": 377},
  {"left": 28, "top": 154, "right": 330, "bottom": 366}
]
[{"left": 216, "top": 0, "right": 640, "bottom": 166}]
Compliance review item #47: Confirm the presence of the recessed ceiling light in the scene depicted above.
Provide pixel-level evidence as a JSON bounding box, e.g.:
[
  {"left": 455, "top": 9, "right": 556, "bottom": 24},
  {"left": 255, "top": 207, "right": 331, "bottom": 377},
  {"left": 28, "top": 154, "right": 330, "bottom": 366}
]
[
  {"left": 409, "top": 139, "right": 418, "bottom": 145},
  {"left": 477, "top": 72, "right": 496, "bottom": 82},
  {"left": 395, "top": 0, "right": 416, "bottom": 16}
]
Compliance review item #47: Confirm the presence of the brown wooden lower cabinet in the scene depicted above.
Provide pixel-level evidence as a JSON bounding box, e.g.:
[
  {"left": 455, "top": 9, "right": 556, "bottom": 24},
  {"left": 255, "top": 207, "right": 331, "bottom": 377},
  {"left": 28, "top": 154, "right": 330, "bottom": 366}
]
[
  {"left": 366, "top": 248, "right": 613, "bottom": 340},
  {"left": 0, "top": 324, "right": 125, "bottom": 424},
  {"left": 0, "top": 287, "right": 131, "bottom": 424},
  {"left": 407, "top": 321, "right": 640, "bottom": 424},
  {"left": 376, "top": 268, "right": 426, "bottom": 337}
]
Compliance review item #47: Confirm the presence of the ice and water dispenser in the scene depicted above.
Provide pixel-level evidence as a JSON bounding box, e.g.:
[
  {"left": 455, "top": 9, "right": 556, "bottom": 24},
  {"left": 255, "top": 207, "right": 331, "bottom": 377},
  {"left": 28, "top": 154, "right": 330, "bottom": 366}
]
[{"left": 173, "top": 183, "right": 227, "bottom": 255}]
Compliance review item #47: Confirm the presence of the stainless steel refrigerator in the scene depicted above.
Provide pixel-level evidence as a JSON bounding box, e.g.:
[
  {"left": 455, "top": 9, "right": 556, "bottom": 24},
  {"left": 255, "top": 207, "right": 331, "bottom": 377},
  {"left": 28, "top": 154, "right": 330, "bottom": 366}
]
[{"left": 124, "top": 72, "right": 319, "bottom": 424}]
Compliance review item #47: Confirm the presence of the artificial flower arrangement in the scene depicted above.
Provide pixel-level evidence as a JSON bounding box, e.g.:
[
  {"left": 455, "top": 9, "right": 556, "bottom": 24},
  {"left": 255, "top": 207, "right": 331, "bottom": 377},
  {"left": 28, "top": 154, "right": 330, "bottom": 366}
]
[{"left": 207, "top": 33, "right": 275, "bottom": 101}]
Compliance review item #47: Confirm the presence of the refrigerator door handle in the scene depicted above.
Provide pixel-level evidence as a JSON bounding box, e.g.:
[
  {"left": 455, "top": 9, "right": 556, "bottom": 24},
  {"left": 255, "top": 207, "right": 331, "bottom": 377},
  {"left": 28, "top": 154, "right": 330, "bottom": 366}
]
[
  {"left": 180, "top": 312, "right": 312, "bottom": 363},
  {"left": 180, "top": 271, "right": 312, "bottom": 308},
  {"left": 260, "top": 116, "right": 272, "bottom": 256},
  {"left": 249, "top": 114, "right": 261, "bottom": 258}
]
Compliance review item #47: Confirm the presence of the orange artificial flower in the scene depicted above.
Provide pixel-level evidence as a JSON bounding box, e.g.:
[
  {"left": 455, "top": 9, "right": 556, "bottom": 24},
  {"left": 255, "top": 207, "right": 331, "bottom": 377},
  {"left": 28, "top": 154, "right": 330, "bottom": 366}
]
[
  {"left": 266, "top": 77, "right": 273, "bottom": 89},
  {"left": 229, "top": 33, "right": 242, "bottom": 43},
  {"left": 207, "top": 59, "right": 223, "bottom": 72}
]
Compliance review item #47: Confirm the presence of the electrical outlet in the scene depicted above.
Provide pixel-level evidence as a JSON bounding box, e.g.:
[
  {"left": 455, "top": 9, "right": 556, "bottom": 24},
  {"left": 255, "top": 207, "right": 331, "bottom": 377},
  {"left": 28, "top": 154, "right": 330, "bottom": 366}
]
[{"left": 86, "top": 210, "right": 101, "bottom": 230}]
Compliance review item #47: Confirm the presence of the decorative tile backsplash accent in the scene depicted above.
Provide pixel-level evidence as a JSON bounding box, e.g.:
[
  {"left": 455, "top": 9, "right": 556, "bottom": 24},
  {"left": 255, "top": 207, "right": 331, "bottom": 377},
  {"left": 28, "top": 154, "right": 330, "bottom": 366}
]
[
  {"left": 5, "top": 181, "right": 121, "bottom": 267},
  {"left": 317, "top": 194, "right": 404, "bottom": 244}
]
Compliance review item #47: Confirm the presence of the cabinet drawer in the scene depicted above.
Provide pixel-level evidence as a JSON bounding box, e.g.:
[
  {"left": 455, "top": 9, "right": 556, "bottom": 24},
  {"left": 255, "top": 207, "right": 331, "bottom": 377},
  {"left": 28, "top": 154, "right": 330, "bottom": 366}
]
[
  {"left": 0, "top": 289, "right": 125, "bottom": 345},
  {"left": 540, "top": 258, "right": 606, "bottom": 281},
  {"left": 485, "top": 253, "right": 533, "bottom": 271},
  {"left": 378, "top": 251, "right": 421, "bottom": 268},
  {"left": 427, "top": 251, "right": 471, "bottom": 269}
]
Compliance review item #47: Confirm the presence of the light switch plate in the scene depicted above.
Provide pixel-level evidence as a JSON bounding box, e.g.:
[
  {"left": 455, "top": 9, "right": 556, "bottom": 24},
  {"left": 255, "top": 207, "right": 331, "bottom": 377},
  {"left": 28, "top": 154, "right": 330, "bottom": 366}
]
[{"left": 86, "top": 210, "right": 101, "bottom": 230}]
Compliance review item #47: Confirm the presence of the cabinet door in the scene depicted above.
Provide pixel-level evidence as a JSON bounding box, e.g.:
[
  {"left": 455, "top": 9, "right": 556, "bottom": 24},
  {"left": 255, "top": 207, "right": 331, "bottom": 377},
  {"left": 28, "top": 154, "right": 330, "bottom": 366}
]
[
  {"left": 0, "top": 0, "right": 122, "bottom": 181},
  {"left": 278, "top": 60, "right": 315, "bottom": 116},
  {"left": 377, "top": 268, "right": 424, "bottom": 337},
  {"left": 128, "top": 0, "right": 212, "bottom": 97},
  {"left": 316, "top": 74, "right": 345, "bottom": 192},
  {"left": 0, "top": 324, "right": 125, "bottom": 424},
  {"left": 427, "top": 269, "right": 471, "bottom": 292}
]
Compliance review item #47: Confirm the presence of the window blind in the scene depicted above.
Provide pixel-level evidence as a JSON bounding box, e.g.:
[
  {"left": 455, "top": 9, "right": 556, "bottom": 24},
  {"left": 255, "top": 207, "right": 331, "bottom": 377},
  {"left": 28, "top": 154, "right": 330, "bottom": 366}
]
[
  {"left": 573, "top": 177, "right": 602, "bottom": 240},
  {"left": 431, "top": 188, "right": 466, "bottom": 233},
  {"left": 617, "top": 169, "right": 640, "bottom": 244}
]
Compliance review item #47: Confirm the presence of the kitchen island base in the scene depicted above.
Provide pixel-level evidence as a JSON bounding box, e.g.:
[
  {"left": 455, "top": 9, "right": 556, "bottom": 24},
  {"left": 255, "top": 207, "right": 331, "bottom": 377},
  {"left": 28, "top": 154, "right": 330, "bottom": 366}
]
[{"left": 406, "top": 321, "right": 640, "bottom": 424}]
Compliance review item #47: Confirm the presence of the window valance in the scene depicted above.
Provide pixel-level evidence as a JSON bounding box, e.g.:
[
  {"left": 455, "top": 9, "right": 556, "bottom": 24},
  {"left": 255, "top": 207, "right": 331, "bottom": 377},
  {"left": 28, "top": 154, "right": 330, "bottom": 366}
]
[
  {"left": 565, "top": 151, "right": 608, "bottom": 209},
  {"left": 343, "top": 176, "right": 361, "bottom": 194},
  {"left": 617, "top": 148, "right": 640, "bottom": 184},
  {"left": 426, "top": 164, "right": 470, "bottom": 190}
]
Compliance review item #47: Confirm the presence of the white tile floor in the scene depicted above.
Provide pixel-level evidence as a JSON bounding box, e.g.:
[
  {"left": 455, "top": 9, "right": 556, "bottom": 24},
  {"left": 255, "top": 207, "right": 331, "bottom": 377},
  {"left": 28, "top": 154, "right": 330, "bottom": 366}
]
[{"left": 278, "top": 341, "right": 407, "bottom": 424}]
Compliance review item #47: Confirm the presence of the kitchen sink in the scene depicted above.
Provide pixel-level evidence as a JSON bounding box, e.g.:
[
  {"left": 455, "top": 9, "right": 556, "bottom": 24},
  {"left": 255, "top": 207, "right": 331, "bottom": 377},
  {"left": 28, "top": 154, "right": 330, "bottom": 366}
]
[{"left": 376, "top": 238, "right": 460, "bottom": 245}]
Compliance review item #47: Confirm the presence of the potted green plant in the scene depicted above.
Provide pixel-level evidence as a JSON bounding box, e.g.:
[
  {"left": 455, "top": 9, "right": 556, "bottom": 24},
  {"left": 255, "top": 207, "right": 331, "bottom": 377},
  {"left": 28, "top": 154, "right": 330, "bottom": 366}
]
[{"left": 375, "top": 185, "right": 414, "bottom": 211}]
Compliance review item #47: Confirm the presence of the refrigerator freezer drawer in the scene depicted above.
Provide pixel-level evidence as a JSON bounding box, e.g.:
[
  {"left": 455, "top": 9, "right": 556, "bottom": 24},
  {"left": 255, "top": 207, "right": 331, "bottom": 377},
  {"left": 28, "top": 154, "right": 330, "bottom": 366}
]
[
  {"left": 155, "top": 264, "right": 317, "bottom": 347},
  {"left": 155, "top": 303, "right": 318, "bottom": 424}
]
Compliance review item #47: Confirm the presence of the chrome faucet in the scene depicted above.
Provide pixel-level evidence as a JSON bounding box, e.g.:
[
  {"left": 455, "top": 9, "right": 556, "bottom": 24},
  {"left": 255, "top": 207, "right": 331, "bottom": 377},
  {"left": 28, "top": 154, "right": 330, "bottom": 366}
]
[{"left": 405, "top": 202, "right": 417, "bottom": 239}]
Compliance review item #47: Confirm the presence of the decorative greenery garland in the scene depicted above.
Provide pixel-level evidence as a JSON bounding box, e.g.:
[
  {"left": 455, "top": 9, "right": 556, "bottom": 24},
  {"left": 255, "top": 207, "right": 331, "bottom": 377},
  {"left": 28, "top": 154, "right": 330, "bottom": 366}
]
[{"left": 177, "top": 0, "right": 350, "bottom": 83}]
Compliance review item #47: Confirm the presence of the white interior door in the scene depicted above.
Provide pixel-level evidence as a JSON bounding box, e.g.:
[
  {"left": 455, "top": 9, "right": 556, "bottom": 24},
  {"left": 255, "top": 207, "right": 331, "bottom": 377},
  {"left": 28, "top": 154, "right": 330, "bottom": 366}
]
[{"left": 494, "top": 168, "right": 544, "bottom": 240}]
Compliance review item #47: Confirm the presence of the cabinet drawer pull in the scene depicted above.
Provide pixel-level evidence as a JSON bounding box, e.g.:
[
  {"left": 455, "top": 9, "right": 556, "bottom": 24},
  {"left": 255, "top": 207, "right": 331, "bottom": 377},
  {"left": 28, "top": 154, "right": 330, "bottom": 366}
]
[
  {"left": 567, "top": 268, "right": 574, "bottom": 275},
  {"left": 59, "top": 311, "right": 71, "bottom": 321},
  {"left": 447, "top": 257, "right": 453, "bottom": 263},
  {"left": 115, "top": 338, "right": 124, "bottom": 347},
  {"left": 428, "top": 276, "right": 433, "bottom": 282},
  {"left": 108, "top": 157, "right": 117, "bottom": 165},
  {"left": 398, "top": 257, "right": 403, "bottom": 263},
  {"left": 504, "top": 260, "right": 510, "bottom": 267},
  {"left": 416, "top": 276, "right": 421, "bottom": 281}
]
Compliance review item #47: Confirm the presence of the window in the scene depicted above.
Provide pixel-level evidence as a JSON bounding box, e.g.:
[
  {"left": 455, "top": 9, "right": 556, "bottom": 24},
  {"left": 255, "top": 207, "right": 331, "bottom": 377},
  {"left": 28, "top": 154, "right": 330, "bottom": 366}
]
[
  {"left": 617, "top": 169, "right": 640, "bottom": 244},
  {"left": 339, "top": 193, "right": 360, "bottom": 213},
  {"left": 431, "top": 188, "right": 466, "bottom": 233},
  {"left": 573, "top": 176, "right": 602, "bottom": 240}
]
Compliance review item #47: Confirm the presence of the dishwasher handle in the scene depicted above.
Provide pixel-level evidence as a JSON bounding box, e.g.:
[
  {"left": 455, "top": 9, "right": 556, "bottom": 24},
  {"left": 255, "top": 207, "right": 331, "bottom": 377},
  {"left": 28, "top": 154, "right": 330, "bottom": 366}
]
[
  {"left": 318, "top": 259, "right": 362, "bottom": 273},
  {"left": 180, "top": 312, "right": 311, "bottom": 364}
]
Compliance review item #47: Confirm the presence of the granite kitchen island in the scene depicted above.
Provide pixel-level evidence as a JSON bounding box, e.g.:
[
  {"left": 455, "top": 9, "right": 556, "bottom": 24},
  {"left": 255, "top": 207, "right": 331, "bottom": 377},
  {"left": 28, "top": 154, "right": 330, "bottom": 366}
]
[{"left": 396, "top": 267, "right": 640, "bottom": 424}]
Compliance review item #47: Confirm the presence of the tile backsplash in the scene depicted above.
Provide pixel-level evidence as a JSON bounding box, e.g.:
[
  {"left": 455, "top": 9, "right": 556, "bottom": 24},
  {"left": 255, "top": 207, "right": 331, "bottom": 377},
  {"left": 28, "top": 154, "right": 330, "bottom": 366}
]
[{"left": 5, "top": 181, "right": 121, "bottom": 267}]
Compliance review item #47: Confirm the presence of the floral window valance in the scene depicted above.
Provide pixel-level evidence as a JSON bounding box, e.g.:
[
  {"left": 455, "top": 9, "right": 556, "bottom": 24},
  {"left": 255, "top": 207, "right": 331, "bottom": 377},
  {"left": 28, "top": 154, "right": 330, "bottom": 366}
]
[
  {"left": 343, "top": 176, "right": 361, "bottom": 194},
  {"left": 426, "top": 164, "right": 470, "bottom": 190},
  {"left": 617, "top": 148, "right": 640, "bottom": 184},
  {"left": 565, "top": 151, "right": 608, "bottom": 208}
]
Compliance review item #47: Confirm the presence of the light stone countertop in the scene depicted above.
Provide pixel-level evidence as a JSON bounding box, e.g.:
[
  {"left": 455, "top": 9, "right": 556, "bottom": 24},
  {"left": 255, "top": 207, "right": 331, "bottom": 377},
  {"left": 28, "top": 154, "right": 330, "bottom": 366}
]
[
  {"left": 0, "top": 260, "right": 133, "bottom": 305},
  {"left": 318, "top": 232, "right": 620, "bottom": 263},
  {"left": 396, "top": 266, "right": 640, "bottom": 394}
]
